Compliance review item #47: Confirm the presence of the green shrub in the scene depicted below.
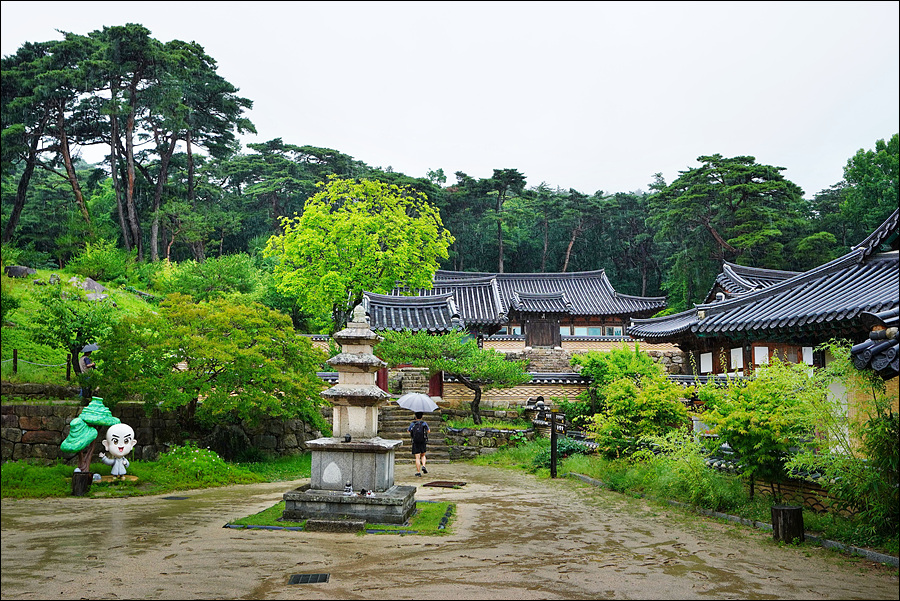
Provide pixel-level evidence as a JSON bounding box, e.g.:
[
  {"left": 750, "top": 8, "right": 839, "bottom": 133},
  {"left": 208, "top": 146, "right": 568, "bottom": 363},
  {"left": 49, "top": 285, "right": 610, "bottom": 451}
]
[
  {"left": 699, "top": 358, "right": 819, "bottom": 484},
  {"left": 1, "top": 281, "right": 21, "bottom": 323},
  {"left": 587, "top": 375, "right": 690, "bottom": 458},
  {"left": 530, "top": 436, "right": 595, "bottom": 471},
  {"left": 153, "top": 254, "right": 261, "bottom": 301},
  {"left": 1, "top": 243, "right": 56, "bottom": 270},
  {"left": 154, "top": 443, "right": 262, "bottom": 488},
  {"left": 635, "top": 431, "right": 747, "bottom": 511},
  {"left": 786, "top": 340, "right": 899, "bottom": 541},
  {"left": 67, "top": 239, "right": 135, "bottom": 283},
  {"left": 0, "top": 460, "right": 73, "bottom": 498}
]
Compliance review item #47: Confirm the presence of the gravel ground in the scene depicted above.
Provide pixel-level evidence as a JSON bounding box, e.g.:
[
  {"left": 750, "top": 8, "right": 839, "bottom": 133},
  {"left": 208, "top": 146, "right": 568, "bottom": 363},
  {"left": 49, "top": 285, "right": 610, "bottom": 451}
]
[{"left": 1, "top": 462, "right": 898, "bottom": 600}]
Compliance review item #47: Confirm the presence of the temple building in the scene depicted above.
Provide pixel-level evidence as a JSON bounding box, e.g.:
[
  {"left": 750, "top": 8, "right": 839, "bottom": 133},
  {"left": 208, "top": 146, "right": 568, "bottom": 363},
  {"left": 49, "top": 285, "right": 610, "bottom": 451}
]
[
  {"left": 627, "top": 209, "right": 899, "bottom": 378},
  {"left": 364, "top": 269, "right": 667, "bottom": 350}
]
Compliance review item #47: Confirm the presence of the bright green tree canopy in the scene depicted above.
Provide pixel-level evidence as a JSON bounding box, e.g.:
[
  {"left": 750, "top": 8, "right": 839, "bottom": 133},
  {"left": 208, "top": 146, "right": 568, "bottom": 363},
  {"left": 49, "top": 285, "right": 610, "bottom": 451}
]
[{"left": 264, "top": 177, "right": 454, "bottom": 333}]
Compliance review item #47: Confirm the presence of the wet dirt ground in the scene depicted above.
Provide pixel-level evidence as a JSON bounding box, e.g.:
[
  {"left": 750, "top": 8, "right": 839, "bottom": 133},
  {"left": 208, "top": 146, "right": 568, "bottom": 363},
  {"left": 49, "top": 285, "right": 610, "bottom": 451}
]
[{"left": 1, "top": 462, "right": 898, "bottom": 600}]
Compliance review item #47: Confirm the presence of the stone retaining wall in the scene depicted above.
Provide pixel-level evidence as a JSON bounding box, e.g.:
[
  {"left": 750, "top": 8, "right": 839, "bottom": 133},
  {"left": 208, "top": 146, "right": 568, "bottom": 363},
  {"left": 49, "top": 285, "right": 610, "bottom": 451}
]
[
  {"left": 443, "top": 427, "right": 536, "bottom": 460},
  {"left": 1, "top": 402, "right": 321, "bottom": 465}
]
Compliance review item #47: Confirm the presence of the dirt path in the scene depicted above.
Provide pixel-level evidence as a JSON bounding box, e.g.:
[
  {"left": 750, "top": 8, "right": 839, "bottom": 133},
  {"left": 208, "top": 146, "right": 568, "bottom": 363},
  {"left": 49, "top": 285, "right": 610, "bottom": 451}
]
[{"left": 1, "top": 463, "right": 897, "bottom": 600}]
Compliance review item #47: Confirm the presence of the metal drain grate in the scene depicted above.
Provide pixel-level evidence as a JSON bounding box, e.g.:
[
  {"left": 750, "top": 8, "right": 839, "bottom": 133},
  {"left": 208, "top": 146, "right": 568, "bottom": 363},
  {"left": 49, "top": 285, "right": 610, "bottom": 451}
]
[
  {"left": 289, "top": 573, "right": 330, "bottom": 585},
  {"left": 162, "top": 496, "right": 189, "bottom": 500}
]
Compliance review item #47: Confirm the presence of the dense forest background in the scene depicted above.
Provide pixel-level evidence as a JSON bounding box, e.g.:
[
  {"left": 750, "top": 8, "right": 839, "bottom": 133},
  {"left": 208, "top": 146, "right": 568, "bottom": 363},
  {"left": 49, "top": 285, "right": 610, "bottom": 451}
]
[{"left": 3, "top": 25, "right": 898, "bottom": 320}]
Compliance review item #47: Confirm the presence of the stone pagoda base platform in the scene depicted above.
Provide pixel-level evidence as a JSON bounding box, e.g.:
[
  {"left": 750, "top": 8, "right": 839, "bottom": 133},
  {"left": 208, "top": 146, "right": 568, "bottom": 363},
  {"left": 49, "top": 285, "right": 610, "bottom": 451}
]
[
  {"left": 282, "top": 435, "right": 415, "bottom": 524},
  {"left": 282, "top": 483, "right": 416, "bottom": 524}
]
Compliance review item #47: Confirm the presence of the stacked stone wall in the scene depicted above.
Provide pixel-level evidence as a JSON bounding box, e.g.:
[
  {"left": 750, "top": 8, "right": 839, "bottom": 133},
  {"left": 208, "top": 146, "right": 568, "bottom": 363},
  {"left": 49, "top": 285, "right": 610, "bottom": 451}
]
[
  {"left": 1, "top": 402, "right": 321, "bottom": 465},
  {"left": 443, "top": 427, "right": 536, "bottom": 460},
  {"left": 439, "top": 381, "right": 589, "bottom": 409}
]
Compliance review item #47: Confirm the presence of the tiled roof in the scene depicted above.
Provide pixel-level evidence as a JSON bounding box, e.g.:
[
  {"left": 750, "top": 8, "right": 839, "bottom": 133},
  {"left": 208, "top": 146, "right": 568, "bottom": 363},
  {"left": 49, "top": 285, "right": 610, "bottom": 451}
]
[
  {"left": 406, "top": 276, "right": 507, "bottom": 326},
  {"left": 628, "top": 309, "right": 700, "bottom": 341},
  {"left": 852, "top": 208, "right": 900, "bottom": 257},
  {"left": 706, "top": 261, "right": 800, "bottom": 301},
  {"left": 433, "top": 269, "right": 667, "bottom": 317},
  {"left": 851, "top": 307, "right": 899, "bottom": 379},
  {"left": 363, "top": 291, "right": 460, "bottom": 332},
  {"left": 510, "top": 291, "right": 573, "bottom": 314},
  {"left": 628, "top": 210, "right": 900, "bottom": 344}
]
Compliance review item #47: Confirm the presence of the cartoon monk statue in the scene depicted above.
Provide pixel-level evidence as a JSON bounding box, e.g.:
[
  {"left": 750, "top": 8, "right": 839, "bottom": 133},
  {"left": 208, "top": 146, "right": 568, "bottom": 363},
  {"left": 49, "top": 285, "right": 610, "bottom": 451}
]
[{"left": 99, "top": 423, "right": 137, "bottom": 479}]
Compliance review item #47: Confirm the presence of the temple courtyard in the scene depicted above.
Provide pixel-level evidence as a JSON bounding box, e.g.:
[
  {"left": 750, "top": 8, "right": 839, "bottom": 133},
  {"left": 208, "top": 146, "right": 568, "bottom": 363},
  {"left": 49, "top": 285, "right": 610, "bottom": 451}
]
[{"left": 1, "top": 462, "right": 897, "bottom": 600}]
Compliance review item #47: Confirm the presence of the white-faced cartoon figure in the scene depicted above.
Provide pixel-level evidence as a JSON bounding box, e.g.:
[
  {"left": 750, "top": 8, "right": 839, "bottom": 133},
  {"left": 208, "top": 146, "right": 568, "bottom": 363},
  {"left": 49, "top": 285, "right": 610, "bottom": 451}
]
[{"left": 100, "top": 423, "right": 136, "bottom": 478}]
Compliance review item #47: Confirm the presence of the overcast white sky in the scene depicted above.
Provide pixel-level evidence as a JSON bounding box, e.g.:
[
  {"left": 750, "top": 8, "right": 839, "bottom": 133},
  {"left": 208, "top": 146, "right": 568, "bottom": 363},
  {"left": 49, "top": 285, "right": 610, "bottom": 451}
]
[{"left": 2, "top": 1, "right": 898, "bottom": 198}]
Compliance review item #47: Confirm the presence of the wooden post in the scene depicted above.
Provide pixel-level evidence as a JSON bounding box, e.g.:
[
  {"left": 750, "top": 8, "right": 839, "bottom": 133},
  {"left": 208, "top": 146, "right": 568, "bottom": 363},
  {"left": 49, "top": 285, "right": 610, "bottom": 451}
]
[
  {"left": 71, "top": 472, "right": 93, "bottom": 496},
  {"left": 771, "top": 505, "right": 804, "bottom": 543},
  {"left": 66, "top": 353, "right": 71, "bottom": 381},
  {"left": 550, "top": 411, "right": 558, "bottom": 478},
  {"left": 13, "top": 349, "right": 17, "bottom": 374}
]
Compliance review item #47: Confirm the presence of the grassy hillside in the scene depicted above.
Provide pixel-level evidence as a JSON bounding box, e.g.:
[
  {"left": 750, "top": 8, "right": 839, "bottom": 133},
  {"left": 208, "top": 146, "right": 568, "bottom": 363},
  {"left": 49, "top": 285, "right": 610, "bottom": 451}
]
[{"left": 1, "top": 268, "right": 156, "bottom": 387}]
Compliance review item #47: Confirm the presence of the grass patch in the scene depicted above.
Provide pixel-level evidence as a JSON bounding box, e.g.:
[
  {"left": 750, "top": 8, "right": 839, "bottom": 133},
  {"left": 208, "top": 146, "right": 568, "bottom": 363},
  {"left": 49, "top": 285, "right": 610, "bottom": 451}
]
[
  {"left": 442, "top": 416, "right": 532, "bottom": 430},
  {"left": 2, "top": 268, "right": 156, "bottom": 386},
  {"left": 0, "top": 446, "right": 314, "bottom": 499},
  {"left": 236, "top": 453, "right": 312, "bottom": 482},
  {"left": 227, "top": 500, "right": 455, "bottom": 535}
]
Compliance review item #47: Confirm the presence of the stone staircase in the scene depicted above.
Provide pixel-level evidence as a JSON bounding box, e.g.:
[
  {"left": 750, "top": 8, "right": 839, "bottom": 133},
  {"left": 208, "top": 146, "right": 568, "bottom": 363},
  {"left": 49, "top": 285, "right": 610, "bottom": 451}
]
[{"left": 378, "top": 403, "right": 451, "bottom": 465}]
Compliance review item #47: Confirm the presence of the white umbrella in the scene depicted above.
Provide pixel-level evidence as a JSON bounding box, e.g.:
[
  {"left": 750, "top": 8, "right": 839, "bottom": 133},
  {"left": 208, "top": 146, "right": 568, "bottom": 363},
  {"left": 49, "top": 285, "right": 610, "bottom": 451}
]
[{"left": 396, "top": 392, "right": 438, "bottom": 413}]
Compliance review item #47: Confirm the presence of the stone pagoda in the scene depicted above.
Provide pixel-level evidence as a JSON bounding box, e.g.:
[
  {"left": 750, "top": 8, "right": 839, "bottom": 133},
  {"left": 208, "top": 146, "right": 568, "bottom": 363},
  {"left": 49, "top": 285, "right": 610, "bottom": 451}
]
[{"left": 282, "top": 305, "right": 415, "bottom": 525}]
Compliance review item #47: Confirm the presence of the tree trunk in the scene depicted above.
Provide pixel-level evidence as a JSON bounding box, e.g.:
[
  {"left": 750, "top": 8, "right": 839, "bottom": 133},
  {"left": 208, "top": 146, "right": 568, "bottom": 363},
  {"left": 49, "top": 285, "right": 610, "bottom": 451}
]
[
  {"left": 454, "top": 372, "right": 483, "bottom": 424},
  {"left": 186, "top": 130, "right": 196, "bottom": 203},
  {"left": 109, "top": 115, "right": 131, "bottom": 250},
  {"left": 561, "top": 219, "right": 585, "bottom": 273},
  {"left": 497, "top": 195, "right": 504, "bottom": 274},
  {"left": 76, "top": 438, "right": 98, "bottom": 474},
  {"left": 124, "top": 90, "right": 143, "bottom": 261},
  {"left": 56, "top": 105, "right": 93, "bottom": 231},
  {"left": 2, "top": 125, "right": 43, "bottom": 244},
  {"left": 149, "top": 137, "right": 176, "bottom": 263},
  {"left": 272, "top": 192, "right": 282, "bottom": 234},
  {"left": 540, "top": 219, "right": 549, "bottom": 272}
]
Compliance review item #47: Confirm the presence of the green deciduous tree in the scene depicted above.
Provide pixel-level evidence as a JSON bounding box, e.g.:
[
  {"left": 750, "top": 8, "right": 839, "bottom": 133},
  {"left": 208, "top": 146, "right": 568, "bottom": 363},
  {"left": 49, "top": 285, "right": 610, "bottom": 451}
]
[
  {"left": 375, "top": 329, "right": 530, "bottom": 424},
  {"left": 264, "top": 177, "right": 454, "bottom": 333},
  {"left": 697, "top": 359, "right": 822, "bottom": 492},
  {"left": 568, "top": 344, "right": 686, "bottom": 446},
  {"left": 587, "top": 375, "right": 690, "bottom": 459},
  {"left": 96, "top": 293, "right": 329, "bottom": 430},
  {"left": 786, "top": 340, "right": 898, "bottom": 539},
  {"left": 840, "top": 133, "right": 899, "bottom": 246},
  {"left": 28, "top": 285, "right": 119, "bottom": 380}
]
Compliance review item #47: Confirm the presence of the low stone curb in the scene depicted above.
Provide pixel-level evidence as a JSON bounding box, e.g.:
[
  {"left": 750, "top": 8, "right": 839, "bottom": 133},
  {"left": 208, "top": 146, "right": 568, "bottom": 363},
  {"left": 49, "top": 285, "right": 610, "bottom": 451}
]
[{"left": 566, "top": 472, "right": 899, "bottom": 568}]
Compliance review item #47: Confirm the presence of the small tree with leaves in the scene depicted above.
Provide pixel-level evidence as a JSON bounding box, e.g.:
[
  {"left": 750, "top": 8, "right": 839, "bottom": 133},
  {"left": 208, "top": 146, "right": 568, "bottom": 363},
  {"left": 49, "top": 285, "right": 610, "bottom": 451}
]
[
  {"left": 29, "top": 285, "right": 119, "bottom": 395},
  {"left": 375, "top": 329, "right": 530, "bottom": 424},
  {"left": 697, "top": 358, "right": 821, "bottom": 496},
  {"left": 96, "top": 293, "right": 329, "bottom": 431}
]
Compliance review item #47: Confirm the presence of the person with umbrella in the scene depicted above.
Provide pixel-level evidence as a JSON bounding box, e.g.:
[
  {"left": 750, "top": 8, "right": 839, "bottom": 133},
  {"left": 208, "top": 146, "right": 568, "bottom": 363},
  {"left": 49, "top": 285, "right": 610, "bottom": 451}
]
[
  {"left": 397, "top": 393, "right": 437, "bottom": 477},
  {"left": 79, "top": 343, "right": 98, "bottom": 400},
  {"left": 407, "top": 412, "right": 430, "bottom": 477}
]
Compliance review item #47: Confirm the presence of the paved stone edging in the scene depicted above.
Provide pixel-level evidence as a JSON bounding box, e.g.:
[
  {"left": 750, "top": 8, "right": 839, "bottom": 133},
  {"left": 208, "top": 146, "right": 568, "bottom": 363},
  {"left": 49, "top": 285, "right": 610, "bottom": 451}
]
[{"left": 566, "top": 472, "right": 899, "bottom": 568}]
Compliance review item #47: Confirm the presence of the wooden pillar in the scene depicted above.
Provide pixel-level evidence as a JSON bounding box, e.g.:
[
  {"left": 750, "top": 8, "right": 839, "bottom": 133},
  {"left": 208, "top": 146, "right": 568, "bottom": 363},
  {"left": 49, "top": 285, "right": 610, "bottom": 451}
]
[
  {"left": 550, "top": 411, "right": 558, "bottom": 479},
  {"left": 771, "top": 504, "right": 804, "bottom": 543},
  {"left": 71, "top": 472, "right": 93, "bottom": 496}
]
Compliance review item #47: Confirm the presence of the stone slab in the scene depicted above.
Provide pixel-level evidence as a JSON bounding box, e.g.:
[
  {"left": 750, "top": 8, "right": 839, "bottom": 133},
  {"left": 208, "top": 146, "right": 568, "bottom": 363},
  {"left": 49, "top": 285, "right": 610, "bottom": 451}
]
[
  {"left": 303, "top": 519, "right": 366, "bottom": 532},
  {"left": 282, "top": 484, "right": 416, "bottom": 524}
]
